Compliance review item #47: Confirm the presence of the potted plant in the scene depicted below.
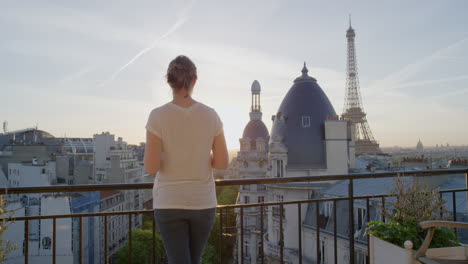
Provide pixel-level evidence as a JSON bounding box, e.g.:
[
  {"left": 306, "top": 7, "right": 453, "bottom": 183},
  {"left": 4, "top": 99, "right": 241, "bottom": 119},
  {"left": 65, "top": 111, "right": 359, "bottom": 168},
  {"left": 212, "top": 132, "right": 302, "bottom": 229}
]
[{"left": 365, "top": 177, "right": 460, "bottom": 264}]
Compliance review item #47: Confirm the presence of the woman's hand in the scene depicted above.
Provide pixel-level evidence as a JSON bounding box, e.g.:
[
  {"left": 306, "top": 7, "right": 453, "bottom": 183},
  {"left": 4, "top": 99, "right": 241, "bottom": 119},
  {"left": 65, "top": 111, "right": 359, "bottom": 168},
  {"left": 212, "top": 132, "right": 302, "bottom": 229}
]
[{"left": 211, "top": 132, "right": 229, "bottom": 169}]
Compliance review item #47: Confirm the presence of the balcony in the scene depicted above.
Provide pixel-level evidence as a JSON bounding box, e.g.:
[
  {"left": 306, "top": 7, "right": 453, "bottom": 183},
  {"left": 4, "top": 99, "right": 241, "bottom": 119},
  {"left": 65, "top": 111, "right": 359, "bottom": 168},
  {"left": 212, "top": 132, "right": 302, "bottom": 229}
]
[{"left": 1, "top": 168, "right": 468, "bottom": 264}]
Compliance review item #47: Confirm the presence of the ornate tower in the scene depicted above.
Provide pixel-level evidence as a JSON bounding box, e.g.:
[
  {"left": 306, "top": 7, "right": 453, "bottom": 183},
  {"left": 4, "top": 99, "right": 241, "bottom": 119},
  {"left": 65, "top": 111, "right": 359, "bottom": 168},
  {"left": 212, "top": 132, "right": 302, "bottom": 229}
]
[
  {"left": 341, "top": 17, "right": 381, "bottom": 155},
  {"left": 236, "top": 80, "right": 269, "bottom": 264}
]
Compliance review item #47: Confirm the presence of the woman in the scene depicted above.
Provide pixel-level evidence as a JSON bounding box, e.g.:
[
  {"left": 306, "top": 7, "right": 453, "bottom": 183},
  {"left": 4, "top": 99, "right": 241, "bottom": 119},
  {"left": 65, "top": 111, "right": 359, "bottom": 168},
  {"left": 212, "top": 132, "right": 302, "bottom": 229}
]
[{"left": 144, "top": 55, "right": 229, "bottom": 264}]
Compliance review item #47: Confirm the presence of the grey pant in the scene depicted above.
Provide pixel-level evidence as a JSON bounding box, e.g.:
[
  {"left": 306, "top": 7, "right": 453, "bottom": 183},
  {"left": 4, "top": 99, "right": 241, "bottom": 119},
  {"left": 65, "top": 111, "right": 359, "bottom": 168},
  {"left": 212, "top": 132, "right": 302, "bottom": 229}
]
[{"left": 154, "top": 207, "right": 216, "bottom": 264}]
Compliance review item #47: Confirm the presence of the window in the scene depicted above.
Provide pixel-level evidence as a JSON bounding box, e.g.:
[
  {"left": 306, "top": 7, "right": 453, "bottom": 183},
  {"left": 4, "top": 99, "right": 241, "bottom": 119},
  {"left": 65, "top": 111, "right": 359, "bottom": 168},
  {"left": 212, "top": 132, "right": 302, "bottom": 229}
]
[
  {"left": 42, "top": 237, "right": 51, "bottom": 249},
  {"left": 258, "top": 196, "right": 264, "bottom": 203},
  {"left": 356, "top": 208, "right": 366, "bottom": 230},
  {"left": 244, "top": 240, "right": 250, "bottom": 257},
  {"left": 302, "top": 115, "right": 311, "bottom": 127},
  {"left": 244, "top": 196, "right": 250, "bottom": 204},
  {"left": 275, "top": 195, "right": 283, "bottom": 202},
  {"left": 276, "top": 160, "right": 283, "bottom": 178}
]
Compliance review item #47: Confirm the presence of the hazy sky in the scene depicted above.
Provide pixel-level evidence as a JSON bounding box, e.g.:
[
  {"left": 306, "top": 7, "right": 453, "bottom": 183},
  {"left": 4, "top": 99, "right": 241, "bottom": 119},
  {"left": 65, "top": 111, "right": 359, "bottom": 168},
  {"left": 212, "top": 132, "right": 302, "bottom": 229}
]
[{"left": 1, "top": 1, "right": 468, "bottom": 149}]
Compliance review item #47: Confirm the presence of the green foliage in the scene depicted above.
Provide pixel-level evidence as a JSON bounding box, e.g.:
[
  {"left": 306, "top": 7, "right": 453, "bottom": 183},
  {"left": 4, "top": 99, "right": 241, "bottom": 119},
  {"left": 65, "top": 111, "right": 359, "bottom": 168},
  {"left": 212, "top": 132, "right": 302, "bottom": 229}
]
[
  {"left": 125, "top": 186, "right": 238, "bottom": 264},
  {"left": 0, "top": 196, "right": 17, "bottom": 263},
  {"left": 366, "top": 221, "right": 457, "bottom": 250},
  {"left": 200, "top": 185, "right": 239, "bottom": 263},
  {"left": 115, "top": 229, "right": 166, "bottom": 264},
  {"left": 216, "top": 185, "right": 239, "bottom": 205},
  {"left": 201, "top": 243, "right": 217, "bottom": 264},
  {"left": 365, "top": 177, "right": 458, "bottom": 250},
  {"left": 141, "top": 214, "right": 153, "bottom": 230}
]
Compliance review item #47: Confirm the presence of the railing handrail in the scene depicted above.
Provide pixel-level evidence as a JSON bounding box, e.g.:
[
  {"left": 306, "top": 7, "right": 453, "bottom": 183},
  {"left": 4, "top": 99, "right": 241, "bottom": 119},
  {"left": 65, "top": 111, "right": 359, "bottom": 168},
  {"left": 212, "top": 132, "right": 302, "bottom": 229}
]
[{"left": 1, "top": 168, "right": 467, "bottom": 194}]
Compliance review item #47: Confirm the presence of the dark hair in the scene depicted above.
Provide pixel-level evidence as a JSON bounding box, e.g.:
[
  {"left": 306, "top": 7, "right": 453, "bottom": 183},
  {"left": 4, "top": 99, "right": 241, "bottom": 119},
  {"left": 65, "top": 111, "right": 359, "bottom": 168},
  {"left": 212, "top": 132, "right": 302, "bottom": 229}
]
[{"left": 166, "top": 55, "right": 197, "bottom": 92}]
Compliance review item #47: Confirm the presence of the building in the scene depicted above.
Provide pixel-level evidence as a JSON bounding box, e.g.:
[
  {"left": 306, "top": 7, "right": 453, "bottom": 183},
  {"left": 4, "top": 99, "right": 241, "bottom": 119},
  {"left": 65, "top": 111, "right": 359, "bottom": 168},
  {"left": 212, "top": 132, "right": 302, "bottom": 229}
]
[
  {"left": 264, "top": 64, "right": 354, "bottom": 264},
  {"left": 1, "top": 128, "right": 145, "bottom": 263},
  {"left": 235, "top": 63, "right": 355, "bottom": 263},
  {"left": 100, "top": 190, "right": 127, "bottom": 258},
  {"left": 416, "top": 139, "right": 424, "bottom": 153},
  {"left": 235, "top": 80, "right": 270, "bottom": 263},
  {"left": 70, "top": 192, "right": 102, "bottom": 264},
  {"left": 93, "top": 132, "right": 144, "bottom": 253}
]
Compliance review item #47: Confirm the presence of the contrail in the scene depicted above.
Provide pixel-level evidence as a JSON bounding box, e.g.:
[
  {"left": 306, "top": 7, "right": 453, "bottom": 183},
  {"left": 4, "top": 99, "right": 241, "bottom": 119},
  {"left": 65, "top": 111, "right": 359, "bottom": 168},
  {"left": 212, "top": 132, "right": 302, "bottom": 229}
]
[
  {"left": 57, "top": 66, "right": 96, "bottom": 85},
  {"left": 98, "top": 0, "right": 196, "bottom": 88},
  {"left": 369, "top": 36, "right": 468, "bottom": 93}
]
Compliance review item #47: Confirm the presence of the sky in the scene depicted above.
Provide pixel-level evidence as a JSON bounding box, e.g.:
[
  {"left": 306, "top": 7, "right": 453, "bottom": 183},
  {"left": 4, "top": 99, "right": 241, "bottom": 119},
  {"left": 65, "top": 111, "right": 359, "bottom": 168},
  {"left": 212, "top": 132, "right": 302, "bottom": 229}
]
[{"left": 1, "top": 0, "right": 468, "bottom": 150}]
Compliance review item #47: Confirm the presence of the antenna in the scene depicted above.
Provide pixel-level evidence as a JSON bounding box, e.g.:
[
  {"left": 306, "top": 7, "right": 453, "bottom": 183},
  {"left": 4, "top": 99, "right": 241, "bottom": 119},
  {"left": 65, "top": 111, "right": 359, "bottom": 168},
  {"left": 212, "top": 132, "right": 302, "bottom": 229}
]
[
  {"left": 349, "top": 13, "right": 352, "bottom": 28},
  {"left": 3, "top": 121, "right": 8, "bottom": 134}
]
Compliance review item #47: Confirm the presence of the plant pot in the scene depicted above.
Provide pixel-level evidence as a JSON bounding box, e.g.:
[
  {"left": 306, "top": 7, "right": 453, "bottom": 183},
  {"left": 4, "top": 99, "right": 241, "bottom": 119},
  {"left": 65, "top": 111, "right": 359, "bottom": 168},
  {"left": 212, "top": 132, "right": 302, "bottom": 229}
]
[
  {"left": 369, "top": 235, "right": 416, "bottom": 264},
  {"left": 369, "top": 235, "right": 468, "bottom": 264}
]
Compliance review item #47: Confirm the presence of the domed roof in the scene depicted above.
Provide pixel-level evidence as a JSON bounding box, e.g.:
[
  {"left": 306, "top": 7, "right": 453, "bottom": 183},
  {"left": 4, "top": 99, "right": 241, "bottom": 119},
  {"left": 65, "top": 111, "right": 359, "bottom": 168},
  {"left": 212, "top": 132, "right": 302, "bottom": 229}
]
[
  {"left": 243, "top": 119, "right": 269, "bottom": 141},
  {"left": 270, "top": 63, "right": 336, "bottom": 168},
  {"left": 251, "top": 80, "right": 261, "bottom": 93}
]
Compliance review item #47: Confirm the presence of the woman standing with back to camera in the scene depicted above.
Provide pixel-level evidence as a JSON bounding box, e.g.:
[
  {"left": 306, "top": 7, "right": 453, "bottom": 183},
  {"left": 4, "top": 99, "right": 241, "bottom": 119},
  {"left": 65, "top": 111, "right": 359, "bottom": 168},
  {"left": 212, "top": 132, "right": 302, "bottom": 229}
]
[{"left": 144, "top": 55, "right": 229, "bottom": 264}]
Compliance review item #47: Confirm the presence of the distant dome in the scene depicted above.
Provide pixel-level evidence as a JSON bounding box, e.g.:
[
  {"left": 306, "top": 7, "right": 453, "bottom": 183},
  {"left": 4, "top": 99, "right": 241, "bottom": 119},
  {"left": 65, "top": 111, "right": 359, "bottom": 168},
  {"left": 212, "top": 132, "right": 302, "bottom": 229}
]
[
  {"left": 270, "top": 64, "right": 336, "bottom": 168},
  {"left": 251, "top": 80, "right": 261, "bottom": 93},
  {"left": 242, "top": 120, "right": 269, "bottom": 149}
]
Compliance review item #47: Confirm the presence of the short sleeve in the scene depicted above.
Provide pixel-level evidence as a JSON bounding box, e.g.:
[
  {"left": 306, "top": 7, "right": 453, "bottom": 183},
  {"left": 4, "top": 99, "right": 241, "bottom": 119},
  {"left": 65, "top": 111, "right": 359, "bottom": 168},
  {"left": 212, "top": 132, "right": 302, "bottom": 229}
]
[
  {"left": 145, "top": 109, "right": 162, "bottom": 138},
  {"left": 214, "top": 110, "right": 224, "bottom": 137}
]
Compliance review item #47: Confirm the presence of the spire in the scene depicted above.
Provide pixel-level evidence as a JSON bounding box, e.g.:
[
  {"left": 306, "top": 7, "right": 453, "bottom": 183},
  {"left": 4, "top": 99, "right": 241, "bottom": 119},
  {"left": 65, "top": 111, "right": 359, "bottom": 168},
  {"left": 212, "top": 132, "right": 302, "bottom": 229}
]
[
  {"left": 301, "top": 62, "right": 308, "bottom": 76},
  {"left": 294, "top": 62, "right": 317, "bottom": 83},
  {"left": 349, "top": 13, "right": 352, "bottom": 28}
]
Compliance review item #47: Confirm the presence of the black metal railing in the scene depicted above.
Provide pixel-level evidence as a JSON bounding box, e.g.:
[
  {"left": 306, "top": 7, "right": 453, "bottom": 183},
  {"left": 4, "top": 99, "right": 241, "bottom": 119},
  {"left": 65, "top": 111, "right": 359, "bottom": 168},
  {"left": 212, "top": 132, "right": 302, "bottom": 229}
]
[{"left": 1, "top": 168, "right": 468, "bottom": 264}]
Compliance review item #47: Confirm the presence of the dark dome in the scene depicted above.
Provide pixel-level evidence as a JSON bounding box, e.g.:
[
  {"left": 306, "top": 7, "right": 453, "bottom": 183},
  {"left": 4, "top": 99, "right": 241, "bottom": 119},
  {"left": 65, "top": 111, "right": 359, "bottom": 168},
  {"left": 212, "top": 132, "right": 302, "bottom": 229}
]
[
  {"left": 243, "top": 120, "right": 269, "bottom": 140},
  {"left": 270, "top": 64, "right": 336, "bottom": 168},
  {"left": 243, "top": 120, "right": 269, "bottom": 149}
]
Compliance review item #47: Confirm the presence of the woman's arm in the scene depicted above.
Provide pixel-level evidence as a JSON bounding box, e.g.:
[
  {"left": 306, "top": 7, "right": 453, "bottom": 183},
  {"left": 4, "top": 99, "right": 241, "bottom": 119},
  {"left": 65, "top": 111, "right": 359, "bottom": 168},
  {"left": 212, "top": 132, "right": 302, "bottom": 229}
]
[
  {"left": 211, "top": 132, "right": 229, "bottom": 170},
  {"left": 144, "top": 130, "right": 162, "bottom": 175}
]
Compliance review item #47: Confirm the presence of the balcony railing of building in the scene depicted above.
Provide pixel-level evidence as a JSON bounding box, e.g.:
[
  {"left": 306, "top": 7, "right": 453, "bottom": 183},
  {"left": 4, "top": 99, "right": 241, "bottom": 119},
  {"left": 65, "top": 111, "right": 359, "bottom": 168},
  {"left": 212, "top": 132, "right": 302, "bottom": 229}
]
[{"left": 1, "top": 168, "right": 468, "bottom": 264}]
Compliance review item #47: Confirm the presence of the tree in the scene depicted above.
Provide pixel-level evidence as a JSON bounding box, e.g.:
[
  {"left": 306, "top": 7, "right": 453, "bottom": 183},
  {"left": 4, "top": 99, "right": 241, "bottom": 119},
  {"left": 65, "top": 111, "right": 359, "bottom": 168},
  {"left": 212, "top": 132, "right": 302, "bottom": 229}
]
[
  {"left": 115, "top": 229, "right": 166, "bottom": 264},
  {"left": 0, "top": 196, "right": 17, "bottom": 263}
]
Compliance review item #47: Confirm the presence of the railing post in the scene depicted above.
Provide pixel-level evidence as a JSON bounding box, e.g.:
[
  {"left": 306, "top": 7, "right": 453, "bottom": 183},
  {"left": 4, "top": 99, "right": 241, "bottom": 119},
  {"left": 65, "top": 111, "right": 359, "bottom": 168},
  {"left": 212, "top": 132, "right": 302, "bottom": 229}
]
[
  {"left": 152, "top": 213, "right": 156, "bottom": 263},
  {"left": 240, "top": 207, "right": 244, "bottom": 264},
  {"left": 104, "top": 215, "right": 108, "bottom": 264},
  {"left": 53, "top": 217, "right": 56, "bottom": 264},
  {"left": 349, "top": 179, "right": 355, "bottom": 264},
  {"left": 316, "top": 201, "right": 320, "bottom": 264},
  {"left": 381, "top": 197, "right": 386, "bottom": 223},
  {"left": 465, "top": 172, "right": 468, "bottom": 222},
  {"left": 280, "top": 204, "right": 284, "bottom": 264},
  {"left": 25, "top": 219, "right": 29, "bottom": 264},
  {"left": 129, "top": 213, "right": 133, "bottom": 264},
  {"left": 219, "top": 208, "right": 223, "bottom": 264},
  {"left": 297, "top": 203, "right": 302, "bottom": 264},
  {"left": 333, "top": 200, "right": 337, "bottom": 264},
  {"left": 79, "top": 216, "right": 83, "bottom": 264},
  {"left": 260, "top": 203, "right": 264, "bottom": 264},
  {"left": 366, "top": 198, "right": 370, "bottom": 264},
  {"left": 452, "top": 191, "right": 458, "bottom": 239}
]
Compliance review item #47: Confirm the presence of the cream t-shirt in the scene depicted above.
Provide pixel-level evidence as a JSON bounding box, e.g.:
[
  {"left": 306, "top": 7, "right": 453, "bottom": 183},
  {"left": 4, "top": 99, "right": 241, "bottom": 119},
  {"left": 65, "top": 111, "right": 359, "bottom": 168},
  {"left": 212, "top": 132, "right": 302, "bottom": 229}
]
[{"left": 145, "top": 101, "right": 223, "bottom": 209}]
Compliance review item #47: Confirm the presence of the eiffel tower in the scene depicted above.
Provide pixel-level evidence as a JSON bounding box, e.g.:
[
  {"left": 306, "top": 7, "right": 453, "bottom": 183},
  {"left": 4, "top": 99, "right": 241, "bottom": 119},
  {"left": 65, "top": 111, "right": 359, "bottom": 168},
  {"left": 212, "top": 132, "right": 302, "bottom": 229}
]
[{"left": 341, "top": 17, "right": 381, "bottom": 155}]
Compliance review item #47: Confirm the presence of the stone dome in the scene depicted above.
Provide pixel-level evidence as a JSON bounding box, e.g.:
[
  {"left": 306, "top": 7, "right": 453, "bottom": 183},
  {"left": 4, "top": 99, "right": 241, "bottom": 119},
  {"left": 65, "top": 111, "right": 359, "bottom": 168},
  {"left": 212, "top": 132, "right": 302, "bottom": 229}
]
[{"left": 270, "top": 63, "right": 337, "bottom": 168}]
